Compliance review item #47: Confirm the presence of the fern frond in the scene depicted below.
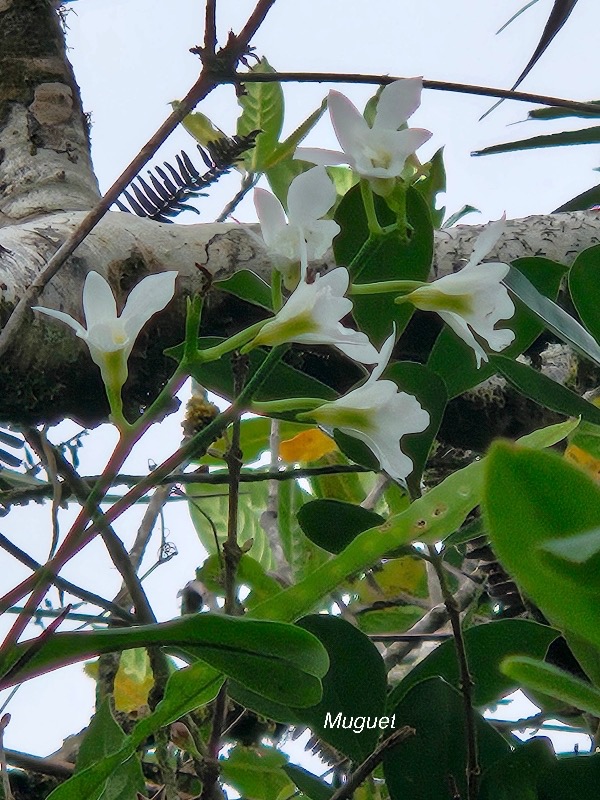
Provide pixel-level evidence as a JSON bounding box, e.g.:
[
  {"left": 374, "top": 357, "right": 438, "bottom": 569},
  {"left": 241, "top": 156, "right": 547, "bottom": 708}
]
[{"left": 114, "top": 131, "right": 259, "bottom": 223}]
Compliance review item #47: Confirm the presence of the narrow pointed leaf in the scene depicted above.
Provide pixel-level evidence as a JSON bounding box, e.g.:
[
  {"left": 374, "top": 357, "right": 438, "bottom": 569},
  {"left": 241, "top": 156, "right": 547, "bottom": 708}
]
[
  {"left": 490, "top": 354, "right": 600, "bottom": 425},
  {"left": 473, "top": 125, "right": 600, "bottom": 157}
]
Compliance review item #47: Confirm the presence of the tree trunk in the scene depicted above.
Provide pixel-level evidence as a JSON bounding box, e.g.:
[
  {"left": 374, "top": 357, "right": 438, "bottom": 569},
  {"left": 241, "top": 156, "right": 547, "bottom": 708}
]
[{"left": 0, "top": 0, "right": 597, "bottom": 429}]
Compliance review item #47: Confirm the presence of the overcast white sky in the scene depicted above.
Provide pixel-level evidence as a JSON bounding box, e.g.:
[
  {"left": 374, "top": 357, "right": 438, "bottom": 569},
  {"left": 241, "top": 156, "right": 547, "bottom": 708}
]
[{"left": 1, "top": 0, "right": 597, "bottom": 764}]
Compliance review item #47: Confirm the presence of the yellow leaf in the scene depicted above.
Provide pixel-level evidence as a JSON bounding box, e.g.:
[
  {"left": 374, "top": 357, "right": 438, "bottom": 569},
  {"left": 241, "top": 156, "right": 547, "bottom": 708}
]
[
  {"left": 84, "top": 650, "right": 154, "bottom": 713},
  {"left": 354, "top": 557, "right": 427, "bottom": 603},
  {"left": 279, "top": 428, "right": 337, "bottom": 463},
  {"left": 565, "top": 443, "right": 600, "bottom": 481}
]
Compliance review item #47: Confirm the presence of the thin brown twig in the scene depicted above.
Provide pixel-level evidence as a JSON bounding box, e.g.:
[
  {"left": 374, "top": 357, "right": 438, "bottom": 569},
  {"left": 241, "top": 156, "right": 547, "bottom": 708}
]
[
  {"left": 204, "top": 0, "right": 218, "bottom": 56},
  {"left": 0, "top": 531, "right": 135, "bottom": 623},
  {"left": 327, "top": 726, "right": 415, "bottom": 800},
  {"left": 226, "top": 71, "right": 600, "bottom": 116},
  {"left": 27, "top": 429, "right": 156, "bottom": 625},
  {"left": 428, "top": 547, "right": 479, "bottom": 800}
]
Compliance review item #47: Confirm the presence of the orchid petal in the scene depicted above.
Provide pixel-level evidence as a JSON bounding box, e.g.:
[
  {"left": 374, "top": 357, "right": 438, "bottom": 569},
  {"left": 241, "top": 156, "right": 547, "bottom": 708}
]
[
  {"left": 374, "top": 78, "right": 423, "bottom": 131},
  {"left": 295, "top": 147, "right": 350, "bottom": 167},
  {"left": 370, "top": 328, "right": 396, "bottom": 383},
  {"left": 121, "top": 272, "right": 177, "bottom": 340},
  {"left": 32, "top": 306, "right": 86, "bottom": 338},
  {"left": 287, "top": 166, "right": 337, "bottom": 225},
  {"left": 83, "top": 272, "right": 117, "bottom": 329},
  {"left": 328, "top": 90, "right": 370, "bottom": 160},
  {"left": 254, "top": 188, "right": 287, "bottom": 248},
  {"left": 465, "top": 216, "right": 506, "bottom": 270},
  {"left": 439, "top": 311, "right": 488, "bottom": 368},
  {"left": 305, "top": 220, "right": 341, "bottom": 260}
]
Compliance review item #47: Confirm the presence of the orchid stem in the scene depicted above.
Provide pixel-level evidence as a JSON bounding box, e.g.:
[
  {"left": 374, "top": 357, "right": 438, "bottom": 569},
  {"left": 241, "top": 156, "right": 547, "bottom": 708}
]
[
  {"left": 360, "top": 180, "right": 384, "bottom": 236},
  {"left": 350, "top": 280, "right": 425, "bottom": 296}
]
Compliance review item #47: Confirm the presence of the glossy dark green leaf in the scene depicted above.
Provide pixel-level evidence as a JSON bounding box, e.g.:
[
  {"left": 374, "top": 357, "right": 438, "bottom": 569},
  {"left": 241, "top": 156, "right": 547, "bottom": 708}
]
[
  {"left": 568, "top": 244, "right": 600, "bottom": 342},
  {"left": 538, "top": 752, "right": 600, "bottom": 799},
  {"left": 383, "top": 678, "right": 510, "bottom": 800},
  {"left": 284, "top": 765, "right": 333, "bottom": 800},
  {"left": 554, "top": 181, "right": 600, "bottom": 212},
  {"left": 479, "top": 738, "right": 555, "bottom": 800},
  {"left": 75, "top": 699, "right": 145, "bottom": 800},
  {"left": 187, "top": 338, "right": 337, "bottom": 405},
  {"left": 214, "top": 270, "right": 273, "bottom": 311},
  {"left": 297, "top": 499, "right": 384, "bottom": 554},
  {"left": 387, "top": 619, "right": 557, "bottom": 711},
  {"left": 484, "top": 442, "right": 600, "bottom": 649},
  {"left": 490, "top": 354, "right": 600, "bottom": 425},
  {"left": 504, "top": 266, "right": 600, "bottom": 367},
  {"left": 473, "top": 126, "right": 600, "bottom": 157},
  {"left": 334, "top": 185, "right": 434, "bottom": 345},
  {"left": 332, "top": 429, "right": 380, "bottom": 473},
  {"left": 385, "top": 361, "right": 447, "bottom": 494},
  {"left": 506, "top": 0, "right": 580, "bottom": 91},
  {"left": 237, "top": 58, "right": 284, "bottom": 173},
  {"left": 428, "top": 256, "right": 567, "bottom": 397},
  {"left": 296, "top": 615, "right": 387, "bottom": 763},
  {"left": 0, "top": 614, "right": 329, "bottom": 707},
  {"left": 355, "top": 605, "right": 423, "bottom": 634},
  {"left": 529, "top": 101, "right": 600, "bottom": 121},
  {"left": 220, "top": 744, "right": 294, "bottom": 800}
]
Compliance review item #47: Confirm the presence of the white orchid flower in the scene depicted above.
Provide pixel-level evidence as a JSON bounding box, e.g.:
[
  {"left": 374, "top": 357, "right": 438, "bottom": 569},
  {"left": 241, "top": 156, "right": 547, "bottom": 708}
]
[
  {"left": 295, "top": 78, "right": 432, "bottom": 183},
  {"left": 254, "top": 166, "right": 340, "bottom": 283},
  {"left": 299, "top": 331, "right": 430, "bottom": 483},
  {"left": 399, "top": 218, "right": 515, "bottom": 367},
  {"left": 34, "top": 270, "right": 178, "bottom": 395},
  {"left": 247, "top": 267, "right": 379, "bottom": 364}
]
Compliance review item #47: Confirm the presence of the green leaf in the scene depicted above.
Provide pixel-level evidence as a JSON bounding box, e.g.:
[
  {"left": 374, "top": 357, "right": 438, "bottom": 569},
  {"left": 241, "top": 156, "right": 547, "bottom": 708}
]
[
  {"left": 443, "top": 204, "right": 480, "bottom": 227},
  {"left": 220, "top": 743, "right": 294, "bottom": 800},
  {"left": 504, "top": 266, "right": 600, "bottom": 368},
  {"left": 355, "top": 605, "right": 423, "bottom": 635},
  {"left": 428, "top": 256, "right": 567, "bottom": 397},
  {"left": 265, "top": 99, "right": 328, "bottom": 174},
  {"left": 297, "top": 499, "right": 384, "bottom": 555},
  {"left": 201, "top": 417, "right": 309, "bottom": 465},
  {"left": 554, "top": 181, "right": 600, "bottom": 213},
  {"left": 277, "top": 479, "right": 330, "bottom": 582},
  {"left": 308, "top": 449, "right": 368, "bottom": 504},
  {"left": 195, "top": 553, "right": 282, "bottom": 609},
  {"left": 490, "top": 354, "right": 600, "bottom": 425},
  {"left": 383, "top": 678, "right": 510, "bottom": 800},
  {"left": 296, "top": 615, "right": 387, "bottom": 762},
  {"left": 484, "top": 442, "right": 600, "bottom": 648},
  {"left": 473, "top": 126, "right": 600, "bottom": 156},
  {"left": 569, "top": 244, "right": 600, "bottom": 342},
  {"left": 187, "top": 477, "right": 273, "bottom": 568},
  {"left": 0, "top": 615, "right": 329, "bottom": 707},
  {"left": 47, "top": 661, "right": 224, "bottom": 800},
  {"left": 237, "top": 58, "right": 284, "bottom": 173},
  {"left": 538, "top": 752, "right": 600, "bottom": 799},
  {"left": 501, "top": 656, "right": 600, "bottom": 716},
  {"left": 334, "top": 185, "right": 434, "bottom": 345},
  {"left": 251, "top": 419, "right": 578, "bottom": 623},
  {"left": 214, "top": 270, "right": 273, "bottom": 311},
  {"left": 528, "top": 101, "right": 600, "bottom": 121},
  {"left": 479, "top": 738, "right": 555, "bottom": 800},
  {"left": 187, "top": 338, "right": 338, "bottom": 405},
  {"left": 540, "top": 527, "right": 600, "bottom": 584},
  {"left": 414, "top": 147, "right": 446, "bottom": 227},
  {"left": 387, "top": 619, "right": 558, "bottom": 711},
  {"left": 284, "top": 764, "right": 333, "bottom": 800},
  {"left": 75, "top": 699, "right": 145, "bottom": 800}
]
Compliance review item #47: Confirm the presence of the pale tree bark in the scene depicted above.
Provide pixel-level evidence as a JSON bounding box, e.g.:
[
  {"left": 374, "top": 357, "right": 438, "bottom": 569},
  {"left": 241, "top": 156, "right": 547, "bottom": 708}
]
[{"left": 0, "top": 0, "right": 597, "bottom": 429}]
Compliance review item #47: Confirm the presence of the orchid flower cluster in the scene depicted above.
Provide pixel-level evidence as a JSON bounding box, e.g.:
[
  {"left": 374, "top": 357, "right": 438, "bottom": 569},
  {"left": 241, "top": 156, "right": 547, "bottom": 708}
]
[
  {"left": 33, "top": 79, "right": 515, "bottom": 484},
  {"left": 249, "top": 79, "right": 515, "bottom": 481}
]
